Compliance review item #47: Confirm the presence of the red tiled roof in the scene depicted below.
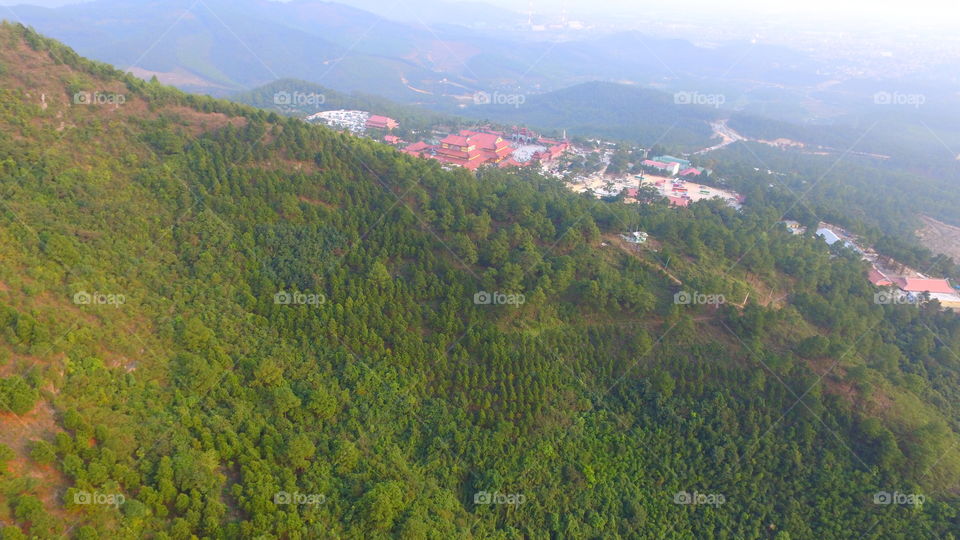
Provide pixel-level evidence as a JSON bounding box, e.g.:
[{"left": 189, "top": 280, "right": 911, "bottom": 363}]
[
  {"left": 894, "top": 278, "right": 956, "bottom": 294},
  {"left": 482, "top": 147, "right": 513, "bottom": 161},
  {"left": 459, "top": 131, "right": 503, "bottom": 150},
  {"left": 680, "top": 167, "right": 701, "bottom": 176},
  {"left": 366, "top": 115, "right": 398, "bottom": 129},
  {"left": 434, "top": 144, "right": 486, "bottom": 167},
  {"left": 407, "top": 130, "right": 521, "bottom": 170},
  {"left": 435, "top": 154, "right": 485, "bottom": 170},
  {"left": 403, "top": 141, "right": 431, "bottom": 152},
  {"left": 868, "top": 268, "right": 893, "bottom": 287},
  {"left": 535, "top": 142, "right": 568, "bottom": 161},
  {"left": 668, "top": 196, "right": 690, "bottom": 207},
  {"left": 441, "top": 134, "right": 471, "bottom": 147},
  {"left": 498, "top": 157, "right": 526, "bottom": 168},
  {"left": 437, "top": 146, "right": 484, "bottom": 160},
  {"left": 402, "top": 141, "right": 433, "bottom": 157}
]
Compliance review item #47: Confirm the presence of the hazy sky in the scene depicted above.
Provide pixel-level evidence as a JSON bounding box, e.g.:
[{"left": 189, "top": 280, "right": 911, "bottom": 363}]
[
  {"left": 0, "top": 0, "right": 70, "bottom": 5},
  {"left": 3, "top": 0, "right": 957, "bottom": 29},
  {"left": 467, "top": 0, "right": 959, "bottom": 27}
]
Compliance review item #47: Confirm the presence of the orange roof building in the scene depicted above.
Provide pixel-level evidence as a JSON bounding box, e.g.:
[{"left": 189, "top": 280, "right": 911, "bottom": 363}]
[
  {"left": 433, "top": 130, "right": 514, "bottom": 170},
  {"left": 894, "top": 278, "right": 956, "bottom": 295},
  {"left": 868, "top": 268, "right": 894, "bottom": 287},
  {"left": 401, "top": 141, "right": 434, "bottom": 158},
  {"left": 498, "top": 157, "right": 527, "bottom": 168},
  {"left": 531, "top": 139, "right": 570, "bottom": 163},
  {"left": 366, "top": 115, "right": 399, "bottom": 131}
]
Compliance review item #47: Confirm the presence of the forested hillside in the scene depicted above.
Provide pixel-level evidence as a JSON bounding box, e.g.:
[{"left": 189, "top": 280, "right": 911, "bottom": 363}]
[
  {"left": 454, "top": 81, "right": 719, "bottom": 151},
  {"left": 1, "top": 24, "right": 960, "bottom": 539},
  {"left": 229, "top": 79, "right": 454, "bottom": 134},
  {"left": 708, "top": 142, "right": 960, "bottom": 248},
  {"left": 721, "top": 114, "right": 960, "bottom": 235}
]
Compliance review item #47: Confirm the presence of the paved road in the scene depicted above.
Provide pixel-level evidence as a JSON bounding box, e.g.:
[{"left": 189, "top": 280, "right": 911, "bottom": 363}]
[{"left": 694, "top": 120, "right": 746, "bottom": 155}]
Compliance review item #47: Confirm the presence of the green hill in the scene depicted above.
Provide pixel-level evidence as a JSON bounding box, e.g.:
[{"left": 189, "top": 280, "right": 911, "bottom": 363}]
[
  {"left": 0, "top": 23, "right": 959, "bottom": 539},
  {"left": 454, "top": 81, "right": 721, "bottom": 151},
  {"left": 229, "top": 79, "right": 454, "bottom": 133}
]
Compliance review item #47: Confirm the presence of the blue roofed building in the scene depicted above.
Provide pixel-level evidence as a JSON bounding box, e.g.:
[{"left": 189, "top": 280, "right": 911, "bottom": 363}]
[
  {"left": 817, "top": 228, "right": 841, "bottom": 246},
  {"left": 655, "top": 155, "right": 693, "bottom": 169}
]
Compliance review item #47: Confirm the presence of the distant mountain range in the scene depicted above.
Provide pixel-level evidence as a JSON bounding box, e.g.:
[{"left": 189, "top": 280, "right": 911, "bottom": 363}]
[
  {"left": 230, "top": 78, "right": 458, "bottom": 132},
  {"left": 331, "top": 0, "right": 524, "bottom": 28},
  {"left": 5, "top": 0, "right": 443, "bottom": 95},
  {"left": 0, "top": 0, "right": 877, "bottom": 119},
  {"left": 11, "top": 0, "right": 959, "bottom": 162},
  {"left": 453, "top": 81, "right": 721, "bottom": 150},
  {"left": 231, "top": 78, "right": 721, "bottom": 149},
  {"left": 7, "top": 0, "right": 617, "bottom": 100}
]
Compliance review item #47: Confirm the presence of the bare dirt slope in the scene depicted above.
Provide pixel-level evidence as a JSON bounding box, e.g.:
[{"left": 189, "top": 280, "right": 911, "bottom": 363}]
[{"left": 917, "top": 215, "right": 960, "bottom": 262}]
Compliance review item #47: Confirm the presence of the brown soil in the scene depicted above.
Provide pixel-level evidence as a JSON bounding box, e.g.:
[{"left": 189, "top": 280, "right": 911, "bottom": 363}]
[
  {"left": 758, "top": 138, "right": 806, "bottom": 149},
  {"left": 0, "top": 401, "right": 72, "bottom": 525},
  {"left": 743, "top": 272, "right": 792, "bottom": 308},
  {"left": 604, "top": 233, "right": 683, "bottom": 285},
  {"left": 3, "top": 33, "right": 246, "bottom": 141},
  {"left": 124, "top": 66, "right": 229, "bottom": 90},
  {"left": 298, "top": 195, "right": 335, "bottom": 209},
  {"left": 916, "top": 215, "right": 960, "bottom": 262}
]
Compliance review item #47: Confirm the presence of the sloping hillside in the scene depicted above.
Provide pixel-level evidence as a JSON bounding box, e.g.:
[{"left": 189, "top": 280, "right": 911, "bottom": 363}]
[
  {"left": 455, "top": 81, "right": 720, "bottom": 150},
  {"left": 0, "top": 24, "right": 959, "bottom": 539},
  {"left": 229, "top": 78, "right": 455, "bottom": 132},
  {"left": 3, "top": 0, "right": 527, "bottom": 99}
]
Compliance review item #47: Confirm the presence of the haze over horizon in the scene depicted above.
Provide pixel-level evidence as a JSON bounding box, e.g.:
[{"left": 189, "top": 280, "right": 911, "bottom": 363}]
[
  {"left": 4, "top": 0, "right": 957, "bottom": 26},
  {"left": 468, "top": 0, "right": 959, "bottom": 25}
]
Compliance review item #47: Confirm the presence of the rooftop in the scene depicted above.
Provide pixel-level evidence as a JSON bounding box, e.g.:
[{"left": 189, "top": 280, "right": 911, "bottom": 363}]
[
  {"left": 894, "top": 278, "right": 956, "bottom": 295},
  {"left": 643, "top": 160, "right": 672, "bottom": 169},
  {"left": 656, "top": 155, "right": 692, "bottom": 164},
  {"left": 868, "top": 267, "right": 894, "bottom": 287},
  {"left": 817, "top": 228, "right": 841, "bottom": 245},
  {"left": 441, "top": 134, "right": 471, "bottom": 147}
]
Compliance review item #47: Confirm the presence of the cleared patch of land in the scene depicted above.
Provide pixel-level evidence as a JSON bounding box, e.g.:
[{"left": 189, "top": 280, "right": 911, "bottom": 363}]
[
  {"left": 916, "top": 215, "right": 960, "bottom": 262},
  {"left": 125, "top": 66, "right": 232, "bottom": 91}
]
